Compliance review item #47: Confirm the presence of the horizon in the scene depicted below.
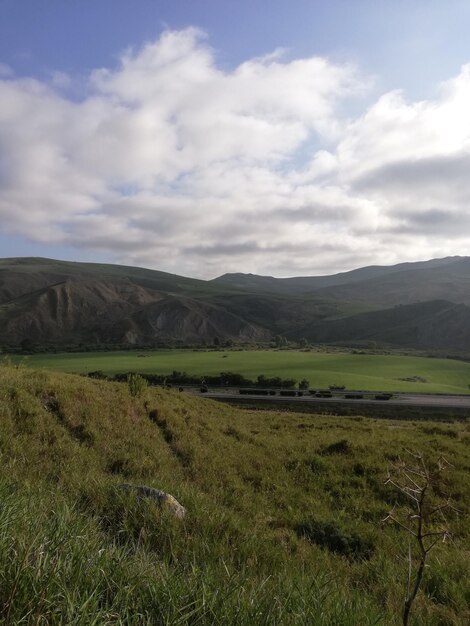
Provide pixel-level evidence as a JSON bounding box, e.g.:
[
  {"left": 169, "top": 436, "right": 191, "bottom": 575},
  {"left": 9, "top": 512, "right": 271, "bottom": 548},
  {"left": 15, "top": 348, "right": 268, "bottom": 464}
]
[
  {"left": 2, "top": 1, "right": 470, "bottom": 277},
  {"left": 0, "top": 253, "right": 466, "bottom": 282}
]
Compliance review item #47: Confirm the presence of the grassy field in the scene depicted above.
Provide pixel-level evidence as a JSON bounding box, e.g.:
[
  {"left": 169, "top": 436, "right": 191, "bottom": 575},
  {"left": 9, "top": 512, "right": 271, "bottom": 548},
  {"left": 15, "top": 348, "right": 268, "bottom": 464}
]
[
  {"left": 0, "top": 364, "right": 469, "bottom": 624},
  {"left": 9, "top": 349, "right": 470, "bottom": 394}
]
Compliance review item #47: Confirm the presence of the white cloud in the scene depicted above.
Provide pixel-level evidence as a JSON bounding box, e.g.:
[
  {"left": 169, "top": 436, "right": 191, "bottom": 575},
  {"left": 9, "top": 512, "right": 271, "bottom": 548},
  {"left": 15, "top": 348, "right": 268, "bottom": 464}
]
[
  {"left": 335, "top": 64, "right": 470, "bottom": 249},
  {"left": 1, "top": 29, "right": 470, "bottom": 277}
]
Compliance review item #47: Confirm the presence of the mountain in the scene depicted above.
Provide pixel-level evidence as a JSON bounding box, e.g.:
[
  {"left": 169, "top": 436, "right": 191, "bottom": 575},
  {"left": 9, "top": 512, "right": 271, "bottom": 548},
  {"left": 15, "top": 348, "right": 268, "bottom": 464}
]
[
  {"left": 1, "top": 256, "right": 470, "bottom": 352},
  {"left": 310, "top": 257, "right": 470, "bottom": 307},
  {"left": 0, "top": 256, "right": 214, "bottom": 301},
  {"left": 288, "top": 300, "right": 470, "bottom": 352},
  {"left": 0, "top": 261, "right": 269, "bottom": 346},
  {"left": 211, "top": 256, "right": 465, "bottom": 297}
]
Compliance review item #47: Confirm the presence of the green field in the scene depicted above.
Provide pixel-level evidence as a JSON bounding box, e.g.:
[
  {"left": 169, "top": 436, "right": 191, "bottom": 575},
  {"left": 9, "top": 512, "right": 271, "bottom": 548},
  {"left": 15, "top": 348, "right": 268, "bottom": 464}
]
[{"left": 9, "top": 349, "right": 470, "bottom": 394}]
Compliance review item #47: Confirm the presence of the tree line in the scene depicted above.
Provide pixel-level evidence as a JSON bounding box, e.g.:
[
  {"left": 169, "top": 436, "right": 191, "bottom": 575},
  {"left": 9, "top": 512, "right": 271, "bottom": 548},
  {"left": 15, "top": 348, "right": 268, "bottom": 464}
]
[{"left": 87, "top": 370, "right": 309, "bottom": 389}]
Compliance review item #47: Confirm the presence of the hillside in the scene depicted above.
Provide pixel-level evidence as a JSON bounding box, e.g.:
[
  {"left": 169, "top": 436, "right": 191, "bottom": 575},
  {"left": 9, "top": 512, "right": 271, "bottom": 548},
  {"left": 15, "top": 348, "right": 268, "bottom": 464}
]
[
  {"left": 212, "top": 256, "right": 465, "bottom": 296},
  {"left": 0, "top": 279, "right": 269, "bottom": 346},
  {"left": 0, "top": 364, "right": 469, "bottom": 624},
  {"left": 291, "top": 300, "right": 470, "bottom": 352},
  {"left": 0, "top": 256, "right": 211, "bottom": 299},
  {"left": 311, "top": 257, "right": 470, "bottom": 307},
  {"left": 0, "top": 258, "right": 271, "bottom": 346},
  {"left": 1, "top": 256, "right": 470, "bottom": 352}
]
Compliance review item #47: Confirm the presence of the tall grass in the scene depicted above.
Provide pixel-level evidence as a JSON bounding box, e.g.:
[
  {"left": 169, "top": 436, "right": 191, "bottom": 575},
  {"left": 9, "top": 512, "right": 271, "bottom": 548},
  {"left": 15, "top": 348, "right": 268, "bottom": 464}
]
[
  {"left": 0, "top": 364, "right": 468, "bottom": 624},
  {"left": 0, "top": 483, "right": 387, "bottom": 625}
]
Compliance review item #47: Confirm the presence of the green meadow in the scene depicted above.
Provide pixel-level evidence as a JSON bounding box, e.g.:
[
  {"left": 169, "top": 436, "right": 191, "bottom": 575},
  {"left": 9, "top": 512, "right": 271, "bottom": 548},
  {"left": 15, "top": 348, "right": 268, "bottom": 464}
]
[
  {"left": 0, "top": 363, "right": 469, "bottom": 624},
  {"left": 10, "top": 349, "right": 470, "bottom": 394}
]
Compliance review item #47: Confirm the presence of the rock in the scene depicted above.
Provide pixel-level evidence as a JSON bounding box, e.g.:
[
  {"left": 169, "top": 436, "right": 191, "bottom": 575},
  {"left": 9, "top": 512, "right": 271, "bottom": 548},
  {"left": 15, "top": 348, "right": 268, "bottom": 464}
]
[{"left": 119, "top": 483, "right": 186, "bottom": 519}]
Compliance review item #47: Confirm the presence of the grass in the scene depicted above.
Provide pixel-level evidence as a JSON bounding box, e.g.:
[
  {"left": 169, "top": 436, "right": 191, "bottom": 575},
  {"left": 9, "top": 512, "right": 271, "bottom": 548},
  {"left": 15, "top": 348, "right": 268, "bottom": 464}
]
[
  {"left": 0, "top": 363, "right": 469, "bottom": 624},
  {"left": 9, "top": 349, "right": 470, "bottom": 394}
]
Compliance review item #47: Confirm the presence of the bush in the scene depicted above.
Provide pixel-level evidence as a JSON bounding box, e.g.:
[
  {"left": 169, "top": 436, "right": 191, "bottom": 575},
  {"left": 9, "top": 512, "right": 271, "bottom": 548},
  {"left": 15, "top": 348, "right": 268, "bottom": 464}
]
[
  {"left": 320, "top": 439, "right": 351, "bottom": 455},
  {"left": 127, "top": 373, "right": 148, "bottom": 397},
  {"left": 296, "top": 519, "right": 374, "bottom": 560},
  {"left": 88, "top": 370, "right": 108, "bottom": 380}
]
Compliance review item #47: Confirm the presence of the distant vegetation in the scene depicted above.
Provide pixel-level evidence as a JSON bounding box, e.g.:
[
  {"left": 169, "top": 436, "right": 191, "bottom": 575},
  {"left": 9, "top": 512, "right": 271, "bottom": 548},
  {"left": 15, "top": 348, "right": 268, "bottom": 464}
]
[
  {"left": 0, "top": 364, "right": 468, "bottom": 624},
  {"left": 97, "top": 370, "right": 300, "bottom": 390},
  {"left": 10, "top": 349, "right": 470, "bottom": 394}
]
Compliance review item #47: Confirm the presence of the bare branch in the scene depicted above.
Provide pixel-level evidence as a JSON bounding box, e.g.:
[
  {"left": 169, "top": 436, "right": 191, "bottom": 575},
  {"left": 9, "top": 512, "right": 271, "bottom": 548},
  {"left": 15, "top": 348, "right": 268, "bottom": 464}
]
[
  {"left": 424, "top": 536, "right": 445, "bottom": 553},
  {"left": 422, "top": 530, "right": 449, "bottom": 539},
  {"left": 383, "top": 452, "right": 454, "bottom": 626},
  {"left": 386, "top": 515, "right": 417, "bottom": 536}
]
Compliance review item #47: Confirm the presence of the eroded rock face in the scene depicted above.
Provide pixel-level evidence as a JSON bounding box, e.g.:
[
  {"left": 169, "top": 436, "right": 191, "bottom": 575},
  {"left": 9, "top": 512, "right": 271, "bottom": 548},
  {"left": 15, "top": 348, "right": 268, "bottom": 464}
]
[
  {"left": 0, "top": 262, "right": 270, "bottom": 347},
  {"left": 119, "top": 483, "right": 186, "bottom": 519}
]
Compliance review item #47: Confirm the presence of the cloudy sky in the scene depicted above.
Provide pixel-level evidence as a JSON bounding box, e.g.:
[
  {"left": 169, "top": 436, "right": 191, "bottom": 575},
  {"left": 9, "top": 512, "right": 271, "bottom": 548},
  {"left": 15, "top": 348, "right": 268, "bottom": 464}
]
[{"left": 1, "top": 0, "right": 470, "bottom": 278}]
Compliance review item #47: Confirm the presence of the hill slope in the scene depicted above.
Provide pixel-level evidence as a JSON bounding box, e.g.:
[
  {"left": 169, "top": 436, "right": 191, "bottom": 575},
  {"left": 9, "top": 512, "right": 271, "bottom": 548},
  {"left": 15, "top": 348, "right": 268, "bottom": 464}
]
[
  {"left": 290, "top": 299, "right": 470, "bottom": 351},
  {"left": 0, "top": 364, "right": 469, "bottom": 624},
  {"left": 0, "top": 258, "right": 270, "bottom": 346},
  {"left": 0, "top": 278, "right": 269, "bottom": 345},
  {"left": 312, "top": 257, "right": 470, "bottom": 307},
  {"left": 1, "top": 256, "right": 470, "bottom": 351},
  {"left": 212, "top": 256, "right": 466, "bottom": 297}
]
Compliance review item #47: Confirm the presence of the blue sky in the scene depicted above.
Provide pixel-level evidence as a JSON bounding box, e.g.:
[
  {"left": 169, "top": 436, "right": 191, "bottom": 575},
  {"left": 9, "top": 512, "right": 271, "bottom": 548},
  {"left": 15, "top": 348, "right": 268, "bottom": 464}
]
[
  {"left": 1, "top": 0, "right": 470, "bottom": 276},
  {"left": 4, "top": 1, "right": 470, "bottom": 97}
]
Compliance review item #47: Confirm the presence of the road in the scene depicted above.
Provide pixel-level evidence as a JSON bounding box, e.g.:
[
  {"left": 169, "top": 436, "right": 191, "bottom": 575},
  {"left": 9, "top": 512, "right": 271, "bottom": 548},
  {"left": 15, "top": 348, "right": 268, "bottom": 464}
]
[{"left": 186, "top": 389, "right": 470, "bottom": 410}]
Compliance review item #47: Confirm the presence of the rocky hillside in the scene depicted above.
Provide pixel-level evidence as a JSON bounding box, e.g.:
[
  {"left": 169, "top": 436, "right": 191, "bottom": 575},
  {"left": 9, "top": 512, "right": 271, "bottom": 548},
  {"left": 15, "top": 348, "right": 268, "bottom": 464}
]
[{"left": 0, "top": 274, "right": 268, "bottom": 346}]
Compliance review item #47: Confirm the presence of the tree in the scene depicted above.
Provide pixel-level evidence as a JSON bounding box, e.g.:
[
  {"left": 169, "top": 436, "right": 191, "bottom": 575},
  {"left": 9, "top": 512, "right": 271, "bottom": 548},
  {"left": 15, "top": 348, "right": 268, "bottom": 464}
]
[
  {"left": 383, "top": 453, "right": 456, "bottom": 626},
  {"left": 274, "top": 335, "right": 288, "bottom": 348},
  {"left": 299, "top": 378, "right": 310, "bottom": 390}
]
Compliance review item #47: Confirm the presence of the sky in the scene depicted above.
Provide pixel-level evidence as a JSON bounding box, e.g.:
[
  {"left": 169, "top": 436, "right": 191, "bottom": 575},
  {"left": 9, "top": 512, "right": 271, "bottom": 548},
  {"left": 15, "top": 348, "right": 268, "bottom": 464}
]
[{"left": 1, "top": 0, "right": 470, "bottom": 278}]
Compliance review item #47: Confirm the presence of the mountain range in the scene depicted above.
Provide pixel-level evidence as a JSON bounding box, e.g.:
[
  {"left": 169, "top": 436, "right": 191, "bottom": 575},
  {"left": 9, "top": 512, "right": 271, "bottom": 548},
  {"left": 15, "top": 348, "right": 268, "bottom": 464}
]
[{"left": 1, "top": 255, "right": 470, "bottom": 353}]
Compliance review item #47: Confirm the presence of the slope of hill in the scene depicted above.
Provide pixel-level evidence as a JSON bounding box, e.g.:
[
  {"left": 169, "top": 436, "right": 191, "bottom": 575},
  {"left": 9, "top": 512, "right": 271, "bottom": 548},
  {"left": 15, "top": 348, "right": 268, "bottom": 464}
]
[
  {"left": 1, "top": 364, "right": 468, "bottom": 624},
  {"left": 0, "top": 256, "right": 214, "bottom": 302},
  {"left": 212, "top": 256, "right": 465, "bottom": 296},
  {"left": 0, "top": 258, "right": 273, "bottom": 346},
  {"left": 0, "top": 278, "right": 269, "bottom": 346},
  {"left": 312, "top": 257, "right": 470, "bottom": 307},
  {"left": 1, "top": 256, "right": 470, "bottom": 352},
  {"left": 290, "top": 299, "right": 470, "bottom": 351}
]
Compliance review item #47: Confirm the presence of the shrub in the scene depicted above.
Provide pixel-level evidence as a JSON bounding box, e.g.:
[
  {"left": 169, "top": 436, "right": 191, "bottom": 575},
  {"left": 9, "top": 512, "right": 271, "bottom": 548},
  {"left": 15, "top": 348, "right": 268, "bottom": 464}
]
[
  {"left": 320, "top": 439, "right": 351, "bottom": 455},
  {"left": 296, "top": 519, "right": 374, "bottom": 560},
  {"left": 127, "top": 373, "right": 148, "bottom": 397},
  {"left": 87, "top": 370, "right": 108, "bottom": 380}
]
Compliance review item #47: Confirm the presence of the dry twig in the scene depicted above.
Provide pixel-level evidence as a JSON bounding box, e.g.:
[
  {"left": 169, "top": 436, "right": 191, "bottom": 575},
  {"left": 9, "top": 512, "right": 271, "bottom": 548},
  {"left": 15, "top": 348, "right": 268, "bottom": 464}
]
[{"left": 383, "top": 453, "right": 456, "bottom": 626}]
